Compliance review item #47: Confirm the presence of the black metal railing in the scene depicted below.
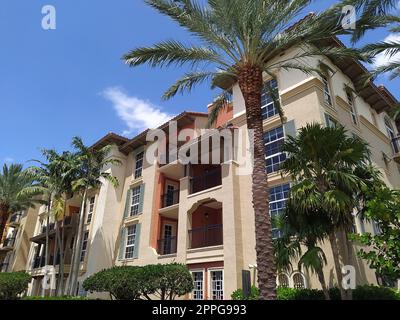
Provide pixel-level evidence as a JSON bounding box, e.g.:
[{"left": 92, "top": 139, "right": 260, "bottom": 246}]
[
  {"left": 2, "top": 237, "right": 16, "bottom": 248},
  {"left": 32, "top": 256, "right": 46, "bottom": 269},
  {"left": 0, "top": 263, "right": 9, "bottom": 272},
  {"left": 161, "top": 190, "right": 180, "bottom": 208},
  {"left": 9, "top": 213, "right": 22, "bottom": 224},
  {"left": 157, "top": 236, "right": 178, "bottom": 255},
  {"left": 188, "top": 224, "right": 223, "bottom": 249},
  {"left": 40, "top": 223, "right": 55, "bottom": 235},
  {"left": 190, "top": 167, "right": 222, "bottom": 194}
]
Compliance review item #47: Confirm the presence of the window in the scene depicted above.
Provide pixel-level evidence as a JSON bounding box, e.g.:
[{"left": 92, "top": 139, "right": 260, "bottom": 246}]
[
  {"left": 277, "top": 273, "right": 290, "bottom": 288},
  {"left": 269, "top": 184, "right": 290, "bottom": 239},
  {"left": 209, "top": 270, "right": 224, "bottom": 300},
  {"left": 86, "top": 197, "right": 95, "bottom": 223},
  {"left": 384, "top": 118, "right": 399, "bottom": 154},
  {"left": 191, "top": 271, "right": 204, "bottom": 300},
  {"left": 80, "top": 231, "right": 89, "bottom": 262},
  {"left": 322, "top": 75, "right": 332, "bottom": 106},
  {"left": 346, "top": 90, "right": 358, "bottom": 125},
  {"left": 134, "top": 151, "right": 144, "bottom": 179},
  {"left": 264, "top": 126, "right": 286, "bottom": 174},
  {"left": 292, "top": 272, "right": 306, "bottom": 289},
  {"left": 165, "top": 185, "right": 175, "bottom": 207},
  {"left": 325, "top": 113, "right": 338, "bottom": 129},
  {"left": 261, "top": 78, "right": 280, "bottom": 120},
  {"left": 129, "top": 186, "right": 141, "bottom": 217},
  {"left": 125, "top": 224, "right": 137, "bottom": 259}
]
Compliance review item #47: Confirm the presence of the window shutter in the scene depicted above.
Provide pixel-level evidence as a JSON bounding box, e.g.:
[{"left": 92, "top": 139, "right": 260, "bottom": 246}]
[
  {"left": 124, "top": 189, "right": 132, "bottom": 218},
  {"left": 133, "top": 223, "right": 141, "bottom": 259},
  {"left": 138, "top": 184, "right": 145, "bottom": 214},
  {"left": 284, "top": 120, "right": 296, "bottom": 138},
  {"left": 118, "top": 228, "right": 126, "bottom": 260}
]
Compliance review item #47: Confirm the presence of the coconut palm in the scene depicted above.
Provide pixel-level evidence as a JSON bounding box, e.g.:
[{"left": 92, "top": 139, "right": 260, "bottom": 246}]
[
  {"left": 281, "top": 123, "right": 373, "bottom": 299},
  {"left": 0, "top": 164, "right": 42, "bottom": 247},
  {"left": 67, "top": 137, "right": 121, "bottom": 296},
  {"left": 122, "top": 0, "right": 369, "bottom": 299}
]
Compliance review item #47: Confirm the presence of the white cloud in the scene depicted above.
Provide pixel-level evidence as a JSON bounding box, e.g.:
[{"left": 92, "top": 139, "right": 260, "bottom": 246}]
[
  {"left": 373, "top": 33, "right": 400, "bottom": 70},
  {"left": 102, "top": 87, "right": 173, "bottom": 136},
  {"left": 3, "top": 157, "right": 14, "bottom": 163}
]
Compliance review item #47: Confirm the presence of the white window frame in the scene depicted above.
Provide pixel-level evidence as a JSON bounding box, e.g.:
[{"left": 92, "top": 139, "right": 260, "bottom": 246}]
[
  {"left": 264, "top": 126, "right": 286, "bottom": 174},
  {"left": 129, "top": 185, "right": 141, "bottom": 217},
  {"left": 190, "top": 269, "right": 205, "bottom": 300},
  {"left": 261, "top": 78, "right": 280, "bottom": 120},
  {"left": 276, "top": 272, "right": 290, "bottom": 288},
  {"left": 269, "top": 183, "right": 290, "bottom": 239},
  {"left": 80, "top": 231, "right": 89, "bottom": 262},
  {"left": 346, "top": 90, "right": 358, "bottom": 125},
  {"left": 322, "top": 75, "right": 332, "bottom": 106},
  {"left": 134, "top": 151, "right": 144, "bottom": 179},
  {"left": 290, "top": 271, "right": 307, "bottom": 289},
  {"left": 208, "top": 268, "right": 224, "bottom": 301},
  {"left": 124, "top": 224, "right": 137, "bottom": 259},
  {"left": 384, "top": 117, "right": 399, "bottom": 154},
  {"left": 86, "top": 196, "right": 95, "bottom": 223},
  {"left": 325, "top": 113, "right": 338, "bottom": 129}
]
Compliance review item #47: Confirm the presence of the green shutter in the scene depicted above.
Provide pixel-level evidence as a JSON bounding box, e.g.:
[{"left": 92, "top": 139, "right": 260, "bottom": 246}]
[
  {"left": 124, "top": 189, "right": 132, "bottom": 218},
  {"left": 118, "top": 228, "right": 127, "bottom": 260},
  {"left": 133, "top": 223, "right": 141, "bottom": 259},
  {"left": 284, "top": 120, "right": 296, "bottom": 138},
  {"left": 138, "top": 184, "right": 145, "bottom": 215}
]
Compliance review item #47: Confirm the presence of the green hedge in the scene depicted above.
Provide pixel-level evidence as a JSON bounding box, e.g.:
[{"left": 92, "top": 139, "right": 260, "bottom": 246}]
[
  {"left": 232, "top": 285, "right": 400, "bottom": 300},
  {"left": 83, "top": 263, "right": 194, "bottom": 300},
  {"left": 0, "top": 272, "right": 32, "bottom": 300}
]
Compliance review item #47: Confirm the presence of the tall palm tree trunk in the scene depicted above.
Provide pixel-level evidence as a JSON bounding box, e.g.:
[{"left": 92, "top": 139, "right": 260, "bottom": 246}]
[
  {"left": 69, "top": 189, "right": 87, "bottom": 295},
  {"left": 344, "top": 229, "right": 354, "bottom": 300},
  {"left": 238, "top": 64, "right": 276, "bottom": 300},
  {"left": 328, "top": 232, "right": 346, "bottom": 300},
  {"left": 58, "top": 200, "right": 67, "bottom": 296},
  {"left": 316, "top": 268, "right": 330, "bottom": 300},
  {"left": 51, "top": 221, "right": 59, "bottom": 296}
]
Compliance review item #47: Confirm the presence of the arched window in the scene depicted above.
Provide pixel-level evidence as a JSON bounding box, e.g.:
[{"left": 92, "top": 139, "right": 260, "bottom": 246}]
[
  {"left": 385, "top": 117, "right": 399, "bottom": 154},
  {"left": 277, "top": 273, "right": 290, "bottom": 288},
  {"left": 291, "top": 272, "right": 307, "bottom": 289}
]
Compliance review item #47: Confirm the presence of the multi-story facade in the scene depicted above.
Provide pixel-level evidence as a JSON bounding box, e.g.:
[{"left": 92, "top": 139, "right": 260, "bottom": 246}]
[{"left": 4, "top": 40, "right": 399, "bottom": 299}]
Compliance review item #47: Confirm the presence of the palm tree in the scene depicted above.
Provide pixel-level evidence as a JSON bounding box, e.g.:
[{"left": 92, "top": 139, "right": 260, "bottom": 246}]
[
  {"left": 122, "top": 0, "right": 367, "bottom": 299},
  {"left": 281, "top": 123, "right": 373, "bottom": 299},
  {"left": 29, "top": 150, "right": 77, "bottom": 295},
  {"left": 67, "top": 137, "right": 121, "bottom": 296},
  {"left": 0, "top": 164, "right": 42, "bottom": 246}
]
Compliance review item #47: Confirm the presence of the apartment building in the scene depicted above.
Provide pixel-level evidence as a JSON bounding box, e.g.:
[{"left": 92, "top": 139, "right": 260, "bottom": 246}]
[
  {"left": 0, "top": 207, "right": 39, "bottom": 273},
  {"left": 14, "top": 39, "right": 399, "bottom": 299}
]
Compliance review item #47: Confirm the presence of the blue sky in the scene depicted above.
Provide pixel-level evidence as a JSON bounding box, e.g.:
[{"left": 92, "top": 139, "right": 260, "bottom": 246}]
[{"left": 1, "top": 0, "right": 399, "bottom": 166}]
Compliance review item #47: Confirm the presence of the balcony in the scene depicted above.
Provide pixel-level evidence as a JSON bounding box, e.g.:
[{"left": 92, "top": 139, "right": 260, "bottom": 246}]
[
  {"left": 0, "top": 237, "right": 16, "bottom": 251},
  {"left": 30, "top": 217, "right": 73, "bottom": 244},
  {"left": 9, "top": 213, "right": 22, "bottom": 227},
  {"left": 160, "top": 190, "right": 180, "bottom": 208},
  {"left": 157, "top": 236, "right": 177, "bottom": 255},
  {"left": 188, "top": 224, "right": 223, "bottom": 249},
  {"left": 0, "top": 262, "right": 9, "bottom": 272},
  {"left": 189, "top": 166, "right": 222, "bottom": 195}
]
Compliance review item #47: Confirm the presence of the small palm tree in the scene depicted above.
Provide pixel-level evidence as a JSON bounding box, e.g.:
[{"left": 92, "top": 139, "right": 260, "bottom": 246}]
[
  {"left": 67, "top": 137, "right": 121, "bottom": 296},
  {"left": 282, "top": 123, "right": 372, "bottom": 300},
  {"left": 0, "top": 164, "right": 42, "bottom": 245},
  {"left": 123, "top": 0, "right": 367, "bottom": 299}
]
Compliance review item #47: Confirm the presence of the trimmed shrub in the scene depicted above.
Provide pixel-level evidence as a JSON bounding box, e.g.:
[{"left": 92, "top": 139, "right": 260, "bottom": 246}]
[
  {"left": 83, "top": 263, "right": 194, "bottom": 300},
  {"left": 231, "top": 286, "right": 260, "bottom": 300},
  {"left": 231, "top": 285, "right": 400, "bottom": 300},
  {"left": 0, "top": 272, "right": 32, "bottom": 300}
]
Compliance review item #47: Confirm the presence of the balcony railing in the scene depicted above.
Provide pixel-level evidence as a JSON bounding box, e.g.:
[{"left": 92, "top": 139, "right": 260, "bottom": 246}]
[
  {"left": 160, "top": 190, "right": 180, "bottom": 208},
  {"left": 188, "top": 224, "right": 223, "bottom": 249},
  {"left": 190, "top": 167, "right": 222, "bottom": 194},
  {"left": 0, "top": 263, "right": 9, "bottom": 272},
  {"left": 2, "top": 237, "right": 16, "bottom": 248},
  {"left": 9, "top": 213, "right": 22, "bottom": 224},
  {"left": 40, "top": 222, "right": 55, "bottom": 235},
  {"left": 157, "top": 236, "right": 178, "bottom": 255}
]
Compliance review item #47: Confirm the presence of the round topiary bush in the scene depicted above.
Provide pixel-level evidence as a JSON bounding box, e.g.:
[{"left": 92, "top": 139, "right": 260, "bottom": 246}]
[{"left": 0, "top": 272, "right": 32, "bottom": 300}]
